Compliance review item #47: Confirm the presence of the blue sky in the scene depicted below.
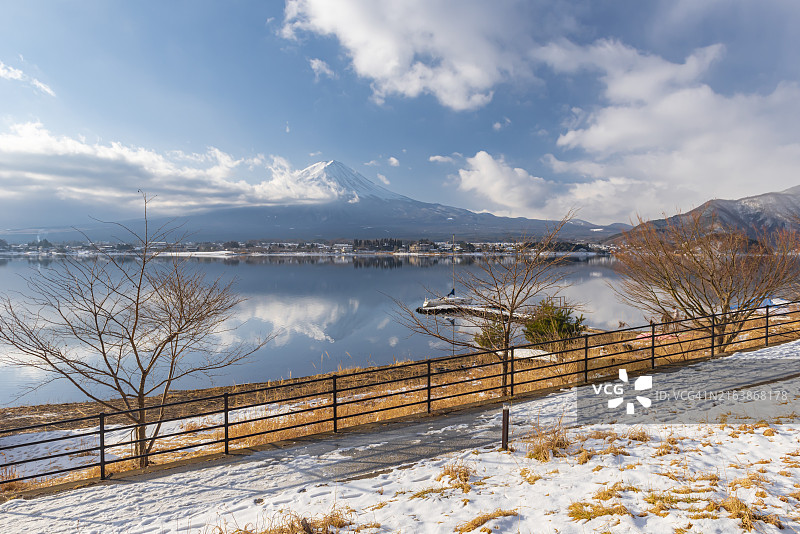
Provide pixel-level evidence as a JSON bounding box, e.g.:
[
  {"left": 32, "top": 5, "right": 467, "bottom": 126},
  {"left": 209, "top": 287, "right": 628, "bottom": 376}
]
[{"left": 1, "top": 0, "right": 800, "bottom": 229}]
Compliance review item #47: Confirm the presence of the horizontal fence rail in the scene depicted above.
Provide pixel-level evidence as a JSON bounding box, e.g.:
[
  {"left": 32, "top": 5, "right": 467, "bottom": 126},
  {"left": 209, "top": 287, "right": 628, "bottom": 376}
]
[{"left": 2, "top": 300, "right": 800, "bottom": 490}]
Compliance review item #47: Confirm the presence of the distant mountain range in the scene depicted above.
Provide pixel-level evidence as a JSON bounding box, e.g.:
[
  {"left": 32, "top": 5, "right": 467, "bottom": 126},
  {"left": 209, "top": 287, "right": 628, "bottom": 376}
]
[
  {"left": 1, "top": 161, "right": 630, "bottom": 243},
  {"left": 681, "top": 185, "right": 800, "bottom": 236},
  {"left": 606, "top": 185, "right": 800, "bottom": 243}
]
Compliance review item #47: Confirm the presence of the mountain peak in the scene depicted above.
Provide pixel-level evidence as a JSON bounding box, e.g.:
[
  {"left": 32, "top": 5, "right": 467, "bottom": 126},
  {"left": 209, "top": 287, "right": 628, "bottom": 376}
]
[{"left": 297, "top": 160, "right": 407, "bottom": 203}]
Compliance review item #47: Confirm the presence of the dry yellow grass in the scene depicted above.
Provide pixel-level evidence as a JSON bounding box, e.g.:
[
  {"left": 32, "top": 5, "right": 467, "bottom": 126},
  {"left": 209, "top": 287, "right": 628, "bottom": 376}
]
[
  {"left": 436, "top": 460, "right": 474, "bottom": 493},
  {"left": 728, "top": 472, "right": 768, "bottom": 490},
  {"left": 718, "top": 495, "right": 782, "bottom": 531},
  {"left": 593, "top": 481, "right": 639, "bottom": 501},
  {"left": 411, "top": 460, "right": 475, "bottom": 499},
  {"left": 583, "top": 429, "right": 620, "bottom": 442},
  {"left": 454, "top": 509, "right": 518, "bottom": 533},
  {"left": 519, "top": 468, "right": 541, "bottom": 484},
  {"left": 4, "top": 309, "right": 800, "bottom": 493},
  {"left": 524, "top": 416, "right": 570, "bottom": 462},
  {"left": 575, "top": 448, "right": 595, "bottom": 465},
  {"left": 654, "top": 442, "right": 680, "bottom": 457},
  {"left": 599, "top": 444, "right": 630, "bottom": 457},
  {"left": 208, "top": 505, "right": 359, "bottom": 534},
  {"left": 0, "top": 460, "right": 23, "bottom": 493},
  {"left": 626, "top": 427, "right": 650, "bottom": 442},
  {"left": 567, "top": 501, "right": 629, "bottom": 521}
]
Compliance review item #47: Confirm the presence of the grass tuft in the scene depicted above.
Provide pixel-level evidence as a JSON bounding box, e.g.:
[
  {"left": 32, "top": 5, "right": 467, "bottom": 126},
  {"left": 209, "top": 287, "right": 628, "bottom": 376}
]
[
  {"left": 567, "top": 501, "right": 629, "bottom": 521},
  {"left": 593, "top": 481, "right": 638, "bottom": 500},
  {"left": 626, "top": 427, "right": 650, "bottom": 442},
  {"left": 210, "top": 505, "right": 357, "bottom": 534},
  {"left": 599, "top": 444, "right": 630, "bottom": 457},
  {"left": 0, "top": 454, "right": 24, "bottom": 493},
  {"left": 435, "top": 460, "right": 474, "bottom": 493},
  {"left": 718, "top": 495, "right": 782, "bottom": 531},
  {"left": 575, "top": 448, "right": 595, "bottom": 465},
  {"left": 728, "top": 472, "right": 768, "bottom": 490},
  {"left": 454, "top": 509, "right": 518, "bottom": 533},
  {"left": 519, "top": 468, "right": 541, "bottom": 485},
  {"left": 412, "top": 460, "right": 475, "bottom": 499},
  {"left": 525, "top": 416, "right": 569, "bottom": 462}
]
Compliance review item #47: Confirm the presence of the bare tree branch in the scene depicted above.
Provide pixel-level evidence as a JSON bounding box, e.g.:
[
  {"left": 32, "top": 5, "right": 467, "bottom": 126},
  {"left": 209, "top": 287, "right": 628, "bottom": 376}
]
[
  {"left": 613, "top": 211, "right": 800, "bottom": 349},
  {"left": 0, "top": 194, "right": 272, "bottom": 467},
  {"left": 393, "top": 214, "right": 576, "bottom": 395}
]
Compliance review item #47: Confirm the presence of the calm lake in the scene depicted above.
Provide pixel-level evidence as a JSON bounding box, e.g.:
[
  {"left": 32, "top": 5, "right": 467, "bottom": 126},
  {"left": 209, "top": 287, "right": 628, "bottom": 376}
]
[{"left": 0, "top": 255, "right": 643, "bottom": 407}]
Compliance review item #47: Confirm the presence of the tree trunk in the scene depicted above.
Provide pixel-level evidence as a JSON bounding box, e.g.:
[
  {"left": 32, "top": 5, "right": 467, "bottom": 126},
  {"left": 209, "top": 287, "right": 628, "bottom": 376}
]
[
  {"left": 136, "top": 400, "right": 149, "bottom": 468},
  {"left": 501, "top": 330, "right": 510, "bottom": 397}
]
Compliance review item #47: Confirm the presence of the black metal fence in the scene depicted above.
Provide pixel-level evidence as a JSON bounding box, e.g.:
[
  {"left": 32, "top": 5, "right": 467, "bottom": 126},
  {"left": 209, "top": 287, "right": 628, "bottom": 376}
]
[{"left": 2, "top": 301, "right": 799, "bottom": 489}]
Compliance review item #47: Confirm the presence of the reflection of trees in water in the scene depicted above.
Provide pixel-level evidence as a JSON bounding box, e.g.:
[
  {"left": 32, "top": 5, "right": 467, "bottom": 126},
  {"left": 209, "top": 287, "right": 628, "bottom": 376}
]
[
  {"left": 7, "top": 253, "right": 616, "bottom": 271},
  {"left": 353, "top": 257, "right": 403, "bottom": 269},
  {"left": 240, "top": 256, "right": 342, "bottom": 266},
  {"left": 25, "top": 258, "right": 56, "bottom": 268}
]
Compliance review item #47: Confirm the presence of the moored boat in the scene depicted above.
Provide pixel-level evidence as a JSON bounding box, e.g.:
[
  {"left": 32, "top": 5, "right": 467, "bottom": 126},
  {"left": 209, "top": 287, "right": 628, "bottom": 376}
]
[{"left": 422, "top": 288, "right": 472, "bottom": 308}]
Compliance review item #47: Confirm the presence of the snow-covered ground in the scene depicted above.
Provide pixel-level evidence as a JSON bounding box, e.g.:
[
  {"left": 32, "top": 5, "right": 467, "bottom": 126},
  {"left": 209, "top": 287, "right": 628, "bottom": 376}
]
[{"left": 2, "top": 342, "right": 800, "bottom": 533}]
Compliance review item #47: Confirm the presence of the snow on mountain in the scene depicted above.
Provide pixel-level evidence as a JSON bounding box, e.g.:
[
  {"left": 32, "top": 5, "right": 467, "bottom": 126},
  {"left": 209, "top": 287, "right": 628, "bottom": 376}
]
[
  {"left": 608, "top": 184, "right": 800, "bottom": 243},
  {"left": 0, "top": 160, "right": 629, "bottom": 243},
  {"left": 161, "top": 160, "right": 629, "bottom": 241},
  {"left": 686, "top": 185, "right": 800, "bottom": 236},
  {"left": 296, "top": 160, "right": 408, "bottom": 204}
]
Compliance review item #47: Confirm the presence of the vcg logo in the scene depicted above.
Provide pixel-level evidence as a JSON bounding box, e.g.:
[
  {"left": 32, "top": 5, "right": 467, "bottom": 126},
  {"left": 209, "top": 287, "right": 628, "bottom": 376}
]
[{"left": 592, "top": 369, "right": 652, "bottom": 415}]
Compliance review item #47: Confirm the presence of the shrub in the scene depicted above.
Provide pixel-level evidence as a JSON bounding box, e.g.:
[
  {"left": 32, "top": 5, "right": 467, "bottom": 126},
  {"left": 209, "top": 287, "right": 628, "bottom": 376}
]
[{"left": 523, "top": 300, "right": 586, "bottom": 350}]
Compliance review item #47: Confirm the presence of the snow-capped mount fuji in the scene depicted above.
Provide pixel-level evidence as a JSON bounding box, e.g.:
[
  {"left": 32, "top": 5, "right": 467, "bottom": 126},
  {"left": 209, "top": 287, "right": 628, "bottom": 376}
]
[
  {"left": 169, "top": 160, "right": 626, "bottom": 242},
  {"left": 0, "top": 160, "right": 628, "bottom": 243},
  {"left": 293, "top": 160, "right": 407, "bottom": 204}
]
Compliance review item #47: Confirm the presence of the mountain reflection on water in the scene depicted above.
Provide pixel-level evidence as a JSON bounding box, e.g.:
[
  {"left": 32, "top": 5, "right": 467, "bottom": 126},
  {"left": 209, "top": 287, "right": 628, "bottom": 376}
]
[{"left": 0, "top": 255, "right": 643, "bottom": 406}]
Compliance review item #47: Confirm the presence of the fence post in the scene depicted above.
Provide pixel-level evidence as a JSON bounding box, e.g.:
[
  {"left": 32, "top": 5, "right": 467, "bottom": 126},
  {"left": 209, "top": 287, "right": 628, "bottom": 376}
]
[
  {"left": 711, "top": 313, "right": 716, "bottom": 357},
  {"left": 650, "top": 323, "right": 656, "bottom": 368},
  {"left": 223, "top": 392, "right": 230, "bottom": 455},
  {"left": 510, "top": 347, "right": 515, "bottom": 397},
  {"left": 426, "top": 360, "right": 432, "bottom": 414},
  {"left": 332, "top": 375, "right": 338, "bottom": 433},
  {"left": 99, "top": 412, "right": 106, "bottom": 481},
  {"left": 765, "top": 305, "right": 770, "bottom": 347},
  {"left": 501, "top": 404, "right": 510, "bottom": 451},
  {"left": 583, "top": 334, "right": 589, "bottom": 383}
]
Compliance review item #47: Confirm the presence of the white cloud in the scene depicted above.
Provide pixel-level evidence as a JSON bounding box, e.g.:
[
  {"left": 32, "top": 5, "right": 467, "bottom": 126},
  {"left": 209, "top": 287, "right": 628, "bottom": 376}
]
[
  {"left": 455, "top": 150, "right": 653, "bottom": 222},
  {"left": 388, "top": 156, "right": 399, "bottom": 167},
  {"left": 363, "top": 159, "right": 379, "bottom": 166},
  {"left": 532, "top": 39, "right": 800, "bottom": 222},
  {"left": 30, "top": 79, "right": 56, "bottom": 97},
  {"left": 309, "top": 150, "right": 322, "bottom": 157},
  {"left": 456, "top": 151, "right": 556, "bottom": 214},
  {"left": 492, "top": 117, "right": 511, "bottom": 131},
  {"left": 308, "top": 57, "right": 336, "bottom": 81},
  {"left": 429, "top": 155, "right": 454, "bottom": 164},
  {"left": 282, "top": 0, "right": 541, "bottom": 111},
  {"left": 0, "top": 61, "right": 24, "bottom": 82},
  {"left": 0, "top": 122, "right": 362, "bottom": 226},
  {"left": 376, "top": 173, "right": 390, "bottom": 185},
  {"left": 0, "top": 60, "right": 55, "bottom": 97},
  {"left": 233, "top": 296, "right": 355, "bottom": 346},
  {"left": 285, "top": 121, "right": 290, "bottom": 133}
]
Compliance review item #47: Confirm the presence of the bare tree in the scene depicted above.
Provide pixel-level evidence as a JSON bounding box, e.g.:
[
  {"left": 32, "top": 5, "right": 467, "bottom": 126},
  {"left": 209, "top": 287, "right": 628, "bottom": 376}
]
[
  {"left": 395, "top": 216, "right": 574, "bottom": 395},
  {"left": 0, "top": 197, "right": 270, "bottom": 467},
  {"left": 614, "top": 211, "right": 800, "bottom": 350}
]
